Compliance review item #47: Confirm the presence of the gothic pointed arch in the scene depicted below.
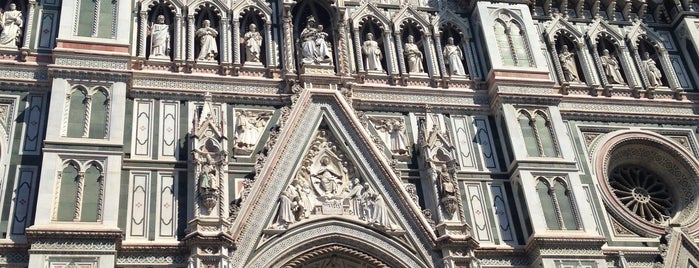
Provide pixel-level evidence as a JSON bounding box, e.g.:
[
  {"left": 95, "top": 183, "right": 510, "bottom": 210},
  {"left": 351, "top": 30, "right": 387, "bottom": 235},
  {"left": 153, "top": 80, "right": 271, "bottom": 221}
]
[
  {"left": 350, "top": 2, "right": 390, "bottom": 30},
  {"left": 229, "top": 90, "right": 443, "bottom": 267},
  {"left": 436, "top": 10, "right": 470, "bottom": 39},
  {"left": 140, "top": 0, "right": 182, "bottom": 14},
  {"left": 543, "top": 14, "right": 583, "bottom": 45},
  {"left": 231, "top": 0, "right": 271, "bottom": 22},
  {"left": 391, "top": 5, "right": 430, "bottom": 34},
  {"left": 282, "top": 244, "right": 390, "bottom": 268},
  {"left": 586, "top": 18, "right": 625, "bottom": 47}
]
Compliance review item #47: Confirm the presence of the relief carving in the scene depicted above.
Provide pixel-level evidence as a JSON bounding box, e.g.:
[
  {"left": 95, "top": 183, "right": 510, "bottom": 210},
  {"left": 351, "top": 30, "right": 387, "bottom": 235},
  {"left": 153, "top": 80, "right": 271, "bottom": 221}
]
[{"left": 234, "top": 110, "right": 272, "bottom": 155}]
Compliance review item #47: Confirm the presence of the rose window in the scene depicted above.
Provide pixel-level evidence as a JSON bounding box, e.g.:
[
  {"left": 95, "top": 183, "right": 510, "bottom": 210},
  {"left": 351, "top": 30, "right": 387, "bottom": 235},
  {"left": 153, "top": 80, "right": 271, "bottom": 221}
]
[{"left": 609, "top": 165, "right": 673, "bottom": 224}]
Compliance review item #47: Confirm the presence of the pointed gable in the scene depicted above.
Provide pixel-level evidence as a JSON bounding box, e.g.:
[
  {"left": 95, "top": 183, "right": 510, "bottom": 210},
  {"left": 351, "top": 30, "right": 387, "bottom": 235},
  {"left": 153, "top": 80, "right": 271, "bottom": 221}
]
[{"left": 230, "top": 89, "right": 440, "bottom": 267}]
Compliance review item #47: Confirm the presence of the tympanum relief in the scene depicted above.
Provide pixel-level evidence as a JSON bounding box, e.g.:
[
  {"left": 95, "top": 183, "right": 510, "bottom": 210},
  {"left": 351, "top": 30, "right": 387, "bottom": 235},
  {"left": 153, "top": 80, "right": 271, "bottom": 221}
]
[
  {"left": 234, "top": 110, "right": 273, "bottom": 155},
  {"left": 271, "top": 130, "right": 396, "bottom": 231}
]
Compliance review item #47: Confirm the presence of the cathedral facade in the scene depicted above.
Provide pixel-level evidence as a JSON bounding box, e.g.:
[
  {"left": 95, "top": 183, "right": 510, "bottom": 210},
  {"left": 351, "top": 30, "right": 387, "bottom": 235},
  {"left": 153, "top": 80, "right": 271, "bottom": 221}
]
[{"left": 0, "top": 0, "right": 698, "bottom": 267}]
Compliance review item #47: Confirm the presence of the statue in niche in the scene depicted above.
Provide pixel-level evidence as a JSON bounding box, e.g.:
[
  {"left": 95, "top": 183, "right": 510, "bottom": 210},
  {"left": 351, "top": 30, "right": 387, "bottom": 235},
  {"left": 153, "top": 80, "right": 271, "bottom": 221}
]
[
  {"left": 311, "top": 156, "right": 345, "bottom": 199},
  {"left": 374, "top": 118, "right": 409, "bottom": 156},
  {"left": 643, "top": 52, "right": 663, "bottom": 87},
  {"left": 0, "top": 3, "right": 23, "bottom": 47},
  {"left": 443, "top": 37, "right": 466, "bottom": 76},
  {"left": 243, "top": 24, "right": 262, "bottom": 64},
  {"left": 149, "top": 15, "right": 170, "bottom": 59},
  {"left": 196, "top": 20, "right": 218, "bottom": 61},
  {"left": 276, "top": 180, "right": 302, "bottom": 228},
  {"left": 362, "top": 32, "right": 383, "bottom": 72},
  {"left": 300, "top": 16, "right": 332, "bottom": 65},
  {"left": 558, "top": 45, "right": 580, "bottom": 82},
  {"left": 234, "top": 110, "right": 271, "bottom": 153},
  {"left": 404, "top": 35, "right": 424, "bottom": 73},
  {"left": 436, "top": 165, "right": 459, "bottom": 218},
  {"left": 600, "top": 49, "right": 625, "bottom": 84}
]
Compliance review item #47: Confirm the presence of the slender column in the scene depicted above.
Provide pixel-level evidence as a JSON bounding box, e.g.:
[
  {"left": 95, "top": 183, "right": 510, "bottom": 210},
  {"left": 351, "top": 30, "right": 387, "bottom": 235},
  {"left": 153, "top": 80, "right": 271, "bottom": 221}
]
[
  {"left": 620, "top": 46, "right": 641, "bottom": 88},
  {"left": 432, "top": 33, "right": 446, "bottom": 78},
  {"left": 394, "top": 31, "right": 406, "bottom": 74},
  {"left": 548, "top": 40, "right": 565, "bottom": 84},
  {"left": 74, "top": 173, "right": 85, "bottom": 221},
  {"left": 221, "top": 15, "right": 230, "bottom": 64},
  {"left": 187, "top": 15, "right": 195, "bottom": 61},
  {"left": 336, "top": 13, "right": 350, "bottom": 75},
  {"left": 21, "top": 1, "right": 37, "bottom": 49},
  {"left": 174, "top": 15, "right": 182, "bottom": 61},
  {"left": 353, "top": 28, "right": 364, "bottom": 73},
  {"left": 281, "top": 5, "right": 296, "bottom": 75},
  {"left": 384, "top": 31, "right": 397, "bottom": 75},
  {"left": 92, "top": 0, "right": 101, "bottom": 37},
  {"left": 265, "top": 22, "right": 273, "bottom": 67},
  {"left": 233, "top": 19, "right": 241, "bottom": 65},
  {"left": 463, "top": 41, "right": 477, "bottom": 79},
  {"left": 138, "top": 11, "right": 148, "bottom": 58},
  {"left": 423, "top": 34, "right": 438, "bottom": 77},
  {"left": 657, "top": 47, "right": 681, "bottom": 90},
  {"left": 575, "top": 40, "right": 597, "bottom": 85},
  {"left": 588, "top": 42, "right": 609, "bottom": 86}
]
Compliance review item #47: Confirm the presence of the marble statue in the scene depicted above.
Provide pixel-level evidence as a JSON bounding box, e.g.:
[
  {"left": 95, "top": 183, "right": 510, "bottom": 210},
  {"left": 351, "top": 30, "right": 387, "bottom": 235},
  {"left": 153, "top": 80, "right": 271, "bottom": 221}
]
[
  {"left": 347, "top": 178, "right": 364, "bottom": 218},
  {"left": 360, "top": 183, "right": 374, "bottom": 221},
  {"left": 297, "top": 179, "right": 313, "bottom": 219},
  {"left": 373, "top": 118, "right": 409, "bottom": 156},
  {"left": 196, "top": 20, "right": 218, "bottom": 61},
  {"left": 643, "top": 52, "right": 663, "bottom": 87},
  {"left": 312, "top": 156, "right": 343, "bottom": 198},
  {"left": 0, "top": 3, "right": 23, "bottom": 47},
  {"left": 436, "top": 165, "right": 459, "bottom": 218},
  {"left": 300, "top": 16, "right": 332, "bottom": 65},
  {"left": 404, "top": 35, "right": 424, "bottom": 73},
  {"left": 243, "top": 24, "right": 262, "bottom": 63},
  {"left": 443, "top": 37, "right": 466, "bottom": 76},
  {"left": 362, "top": 33, "right": 383, "bottom": 72},
  {"left": 276, "top": 180, "right": 301, "bottom": 228},
  {"left": 558, "top": 45, "right": 579, "bottom": 82},
  {"left": 235, "top": 110, "right": 270, "bottom": 151},
  {"left": 149, "top": 15, "right": 170, "bottom": 59},
  {"left": 198, "top": 153, "right": 218, "bottom": 191},
  {"left": 600, "top": 49, "right": 624, "bottom": 84},
  {"left": 369, "top": 191, "right": 392, "bottom": 229}
]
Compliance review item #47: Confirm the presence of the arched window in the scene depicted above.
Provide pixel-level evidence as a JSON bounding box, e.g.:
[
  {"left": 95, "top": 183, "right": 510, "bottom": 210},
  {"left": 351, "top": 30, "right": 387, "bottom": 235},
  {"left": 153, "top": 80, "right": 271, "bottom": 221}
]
[
  {"left": 88, "top": 88, "right": 108, "bottom": 138},
  {"left": 57, "top": 162, "right": 80, "bottom": 221},
  {"left": 67, "top": 87, "right": 87, "bottom": 138},
  {"left": 81, "top": 163, "right": 103, "bottom": 221},
  {"left": 518, "top": 109, "right": 559, "bottom": 157},
  {"left": 536, "top": 178, "right": 559, "bottom": 230},
  {"left": 536, "top": 177, "right": 580, "bottom": 230},
  {"left": 493, "top": 12, "right": 533, "bottom": 67}
]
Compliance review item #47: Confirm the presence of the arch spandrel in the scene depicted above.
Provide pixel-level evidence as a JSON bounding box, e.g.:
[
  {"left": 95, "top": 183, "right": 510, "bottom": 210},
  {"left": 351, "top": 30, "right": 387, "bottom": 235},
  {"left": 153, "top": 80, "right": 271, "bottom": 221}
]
[{"left": 230, "top": 90, "right": 440, "bottom": 267}]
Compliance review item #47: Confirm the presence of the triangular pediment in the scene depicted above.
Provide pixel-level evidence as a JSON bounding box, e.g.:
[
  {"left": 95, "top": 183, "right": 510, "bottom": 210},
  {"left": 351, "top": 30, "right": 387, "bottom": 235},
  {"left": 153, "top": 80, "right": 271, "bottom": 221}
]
[
  {"left": 230, "top": 90, "right": 438, "bottom": 267},
  {"left": 586, "top": 18, "right": 625, "bottom": 46}
]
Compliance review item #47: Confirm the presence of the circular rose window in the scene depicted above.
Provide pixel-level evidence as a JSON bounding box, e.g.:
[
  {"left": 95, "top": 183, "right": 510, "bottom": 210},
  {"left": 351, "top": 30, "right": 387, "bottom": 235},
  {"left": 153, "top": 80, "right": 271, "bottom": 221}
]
[{"left": 609, "top": 165, "right": 673, "bottom": 224}]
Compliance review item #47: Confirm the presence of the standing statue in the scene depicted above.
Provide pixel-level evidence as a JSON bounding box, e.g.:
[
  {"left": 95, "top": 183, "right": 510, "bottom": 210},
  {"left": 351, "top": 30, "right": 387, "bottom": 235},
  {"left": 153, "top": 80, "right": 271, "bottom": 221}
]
[
  {"left": 599, "top": 49, "right": 625, "bottom": 84},
  {"left": 0, "top": 3, "right": 23, "bottom": 48},
  {"left": 362, "top": 33, "right": 383, "bottom": 72},
  {"left": 196, "top": 20, "right": 218, "bottom": 61},
  {"left": 443, "top": 37, "right": 466, "bottom": 76},
  {"left": 347, "top": 178, "right": 364, "bottom": 218},
  {"left": 388, "top": 119, "right": 409, "bottom": 155},
  {"left": 643, "top": 52, "right": 663, "bottom": 87},
  {"left": 297, "top": 179, "right": 313, "bottom": 219},
  {"left": 558, "top": 45, "right": 579, "bottom": 82},
  {"left": 300, "top": 16, "right": 332, "bottom": 65},
  {"left": 243, "top": 24, "right": 262, "bottom": 63},
  {"left": 198, "top": 153, "right": 218, "bottom": 192},
  {"left": 369, "top": 192, "right": 392, "bottom": 229},
  {"left": 235, "top": 111, "right": 264, "bottom": 150},
  {"left": 404, "top": 35, "right": 424, "bottom": 73},
  {"left": 360, "top": 183, "right": 374, "bottom": 221},
  {"left": 149, "top": 15, "right": 170, "bottom": 59},
  {"left": 276, "top": 180, "right": 301, "bottom": 228}
]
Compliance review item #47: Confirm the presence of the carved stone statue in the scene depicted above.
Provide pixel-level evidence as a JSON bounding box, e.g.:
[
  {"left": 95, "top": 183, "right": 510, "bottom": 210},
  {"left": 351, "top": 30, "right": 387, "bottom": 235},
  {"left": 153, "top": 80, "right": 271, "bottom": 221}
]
[
  {"left": 436, "top": 165, "right": 459, "bottom": 218},
  {"left": 300, "top": 16, "right": 332, "bottom": 65},
  {"left": 0, "top": 3, "right": 23, "bottom": 48},
  {"left": 443, "top": 37, "right": 466, "bottom": 76},
  {"left": 149, "top": 15, "right": 170, "bottom": 59},
  {"left": 199, "top": 154, "right": 217, "bottom": 191},
  {"left": 243, "top": 24, "right": 263, "bottom": 64},
  {"left": 234, "top": 110, "right": 271, "bottom": 153},
  {"left": 369, "top": 191, "right": 392, "bottom": 229},
  {"left": 643, "top": 52, "right": 663, "bottom": 87},
  {"left": 558, "top": 45, "right": 579, "bottom": 82},
  {"left": 362, "top": 33, "right": 383, "bottom": 72},
  {"left": 404, "top": 35, "right": 424, "bottom": 73},
  {"left": 600, "top": 49, "right": 624, "bottom": 84},
  {"left": 311, "top": 156, "right": 344, "bottom": 199},
  {"left": 196, "top": 20, "right": 218, "bottom": 61},
  {"left": 276, "top": 180, "right": 301, "bottom": 228},
  {"left": 347, "top": 178, "right": 364, "bottom": 218}
]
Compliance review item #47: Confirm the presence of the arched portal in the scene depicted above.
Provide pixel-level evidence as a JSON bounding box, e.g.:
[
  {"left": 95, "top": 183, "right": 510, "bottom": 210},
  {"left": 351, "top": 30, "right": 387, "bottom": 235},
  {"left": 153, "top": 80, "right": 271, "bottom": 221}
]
[{"left": 282, "top": 244, "right": 389, "bottom": 268}]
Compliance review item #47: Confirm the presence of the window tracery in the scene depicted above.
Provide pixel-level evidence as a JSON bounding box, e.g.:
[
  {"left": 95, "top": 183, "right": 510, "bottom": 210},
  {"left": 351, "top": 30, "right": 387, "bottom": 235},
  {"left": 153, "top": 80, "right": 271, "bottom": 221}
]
[
  {"left": 63, "top": 85, "right": 111, "bottom": 139},
  {"left": 517, "top": 109, "right": 558, "bottom": 157},
  {"left": 535, "top": 177, "right": 579, "bottom": 230},
  {"left": 494, "top": 11, "right": 533, "bottom": 67},
  {"left": 54, "top": 160, "right": 105, "bottom": 222}
]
